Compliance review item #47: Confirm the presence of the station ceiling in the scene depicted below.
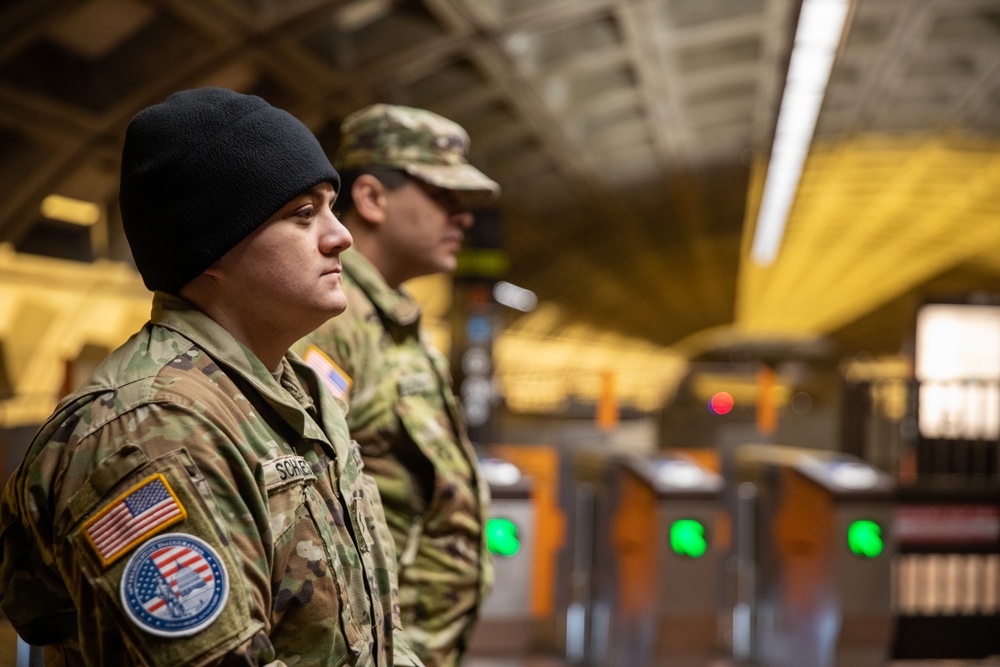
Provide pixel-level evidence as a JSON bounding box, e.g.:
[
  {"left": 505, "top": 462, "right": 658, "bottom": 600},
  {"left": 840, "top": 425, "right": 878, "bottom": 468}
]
[{"left": 1, "top": 0, "right": 1000, "bottom": 422}]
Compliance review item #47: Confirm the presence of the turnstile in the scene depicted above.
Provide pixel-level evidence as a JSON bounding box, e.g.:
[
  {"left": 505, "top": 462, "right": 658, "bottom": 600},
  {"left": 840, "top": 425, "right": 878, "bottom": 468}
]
[
  {"left": 591, "top": 451, "right": 724, "bottom": 667},
  {"left": 467, "top": 456, "right": 537, "bottom": 655},
  {"left": 735, "top": 444, "right": 895, "bottom": 667}
]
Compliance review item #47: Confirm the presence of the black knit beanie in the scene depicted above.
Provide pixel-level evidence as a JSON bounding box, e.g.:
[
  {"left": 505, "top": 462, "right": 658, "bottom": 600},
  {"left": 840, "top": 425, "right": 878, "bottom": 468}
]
[{"left": 119, "top": 87, "right": 339, "bottom": 294}]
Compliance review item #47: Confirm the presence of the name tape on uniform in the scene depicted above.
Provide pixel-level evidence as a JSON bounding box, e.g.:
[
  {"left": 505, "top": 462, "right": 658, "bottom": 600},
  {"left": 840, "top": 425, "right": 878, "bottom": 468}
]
[
  {"left": 262, "top": 455, "right": 316, "bottom": 492},
  {"left": 398, "top": 372, "right": 436, "bottom": 397}
]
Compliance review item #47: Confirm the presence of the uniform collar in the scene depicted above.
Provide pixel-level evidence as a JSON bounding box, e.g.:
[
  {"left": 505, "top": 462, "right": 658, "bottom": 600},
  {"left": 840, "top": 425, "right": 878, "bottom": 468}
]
[
  {"left": 342, "top": 248, "right": 422, "bottom": 327},
  {"left": 150, "top": 292, "right": 328, "bottom": 441}
]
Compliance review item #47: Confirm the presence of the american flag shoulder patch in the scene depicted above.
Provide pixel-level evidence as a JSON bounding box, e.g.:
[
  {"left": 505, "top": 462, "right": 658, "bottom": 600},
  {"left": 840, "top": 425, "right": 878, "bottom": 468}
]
[
  {"left": 302, "top": 345, "right": 353, "bottom": 401},
  {"left": 83, "top": 473, "right": 187, "bottom": 567}
]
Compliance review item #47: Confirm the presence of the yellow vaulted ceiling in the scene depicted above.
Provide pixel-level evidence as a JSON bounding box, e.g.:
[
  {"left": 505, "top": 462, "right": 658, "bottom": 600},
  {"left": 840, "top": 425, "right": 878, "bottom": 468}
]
[
  {"left": 738, "top": 135, "right": 1000, "bottom": 340},
  {"left": 494, "top": 303, "right": 687, "bottom": 413}
]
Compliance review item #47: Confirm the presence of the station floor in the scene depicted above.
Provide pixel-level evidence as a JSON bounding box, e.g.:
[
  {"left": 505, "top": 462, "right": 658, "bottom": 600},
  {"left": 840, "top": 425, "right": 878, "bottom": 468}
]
[
  {"left": 4, "top": 620, "right": 1000, "bottom": 666},
  {"left": 466, "top": 661, "right": 1000, "bottom": 667},
  {"left": 465, "top": 655, "right": 1000, "bottom": 667}
]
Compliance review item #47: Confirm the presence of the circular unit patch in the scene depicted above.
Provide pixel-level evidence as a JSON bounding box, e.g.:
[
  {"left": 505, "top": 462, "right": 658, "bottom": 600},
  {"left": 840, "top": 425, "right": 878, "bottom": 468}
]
[{"left": 120, "top": 532, "right": 228, "bottom": 637}]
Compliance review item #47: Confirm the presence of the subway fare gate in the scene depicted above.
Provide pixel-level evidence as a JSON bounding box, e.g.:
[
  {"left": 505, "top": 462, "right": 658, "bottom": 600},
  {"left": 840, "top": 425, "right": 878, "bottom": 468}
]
[
  {"left": 467, "top": 457, "right": 536, "bottom": 656},
  {"left": 734, "top": 444, "right": 895, "bottom": 667},
  {"left": 592, "top": 451, "right": 725, "bottom": 667}
]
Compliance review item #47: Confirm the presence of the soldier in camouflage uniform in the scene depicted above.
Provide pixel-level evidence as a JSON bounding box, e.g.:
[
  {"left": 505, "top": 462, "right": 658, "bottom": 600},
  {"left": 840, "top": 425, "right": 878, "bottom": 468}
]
[
  {"left": 293, "top": 104, "right": 499, "bottom": 667},
  {"left": 0, "top": 88, "right": 420, "bottom": 666}
]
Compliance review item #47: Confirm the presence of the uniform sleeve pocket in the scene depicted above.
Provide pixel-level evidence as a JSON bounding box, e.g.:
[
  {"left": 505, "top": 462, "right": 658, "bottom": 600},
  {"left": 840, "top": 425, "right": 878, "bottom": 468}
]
[{"left": 66, "top": 448, "right": 258, "bottom": 667}]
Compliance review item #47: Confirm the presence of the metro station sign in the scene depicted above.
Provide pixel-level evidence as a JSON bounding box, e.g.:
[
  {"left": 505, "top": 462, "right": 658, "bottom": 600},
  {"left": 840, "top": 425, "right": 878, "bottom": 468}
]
[{"left": 894, "top": 505, "right": 1000, "bottom": 545}]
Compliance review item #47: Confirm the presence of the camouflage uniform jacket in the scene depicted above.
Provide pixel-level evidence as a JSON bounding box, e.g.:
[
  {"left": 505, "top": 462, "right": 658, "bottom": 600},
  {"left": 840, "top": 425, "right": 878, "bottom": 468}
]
[
  {"left": 0, "top": 293, "right": 420, "bottom": 667},
  {"left": 293, "top": 249, "right": 493, "bottom": 667}
]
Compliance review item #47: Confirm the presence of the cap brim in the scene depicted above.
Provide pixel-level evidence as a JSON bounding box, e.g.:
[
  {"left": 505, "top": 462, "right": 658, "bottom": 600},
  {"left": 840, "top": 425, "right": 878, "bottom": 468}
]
[{"left": 404, "top": 163, "right": 500, "bottom": 206}]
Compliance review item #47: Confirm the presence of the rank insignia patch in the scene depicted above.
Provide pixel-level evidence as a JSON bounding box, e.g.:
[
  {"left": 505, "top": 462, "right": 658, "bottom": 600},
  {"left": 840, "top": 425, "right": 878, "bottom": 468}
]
[
  {"left": 83, "top": 473, "right": 186, "bottom": 566},
  {"left": 120, "top": 533, "right": 228, "bottom": 637},
  {"left": 303, "top": 345, "right": 352, "bottom": 401}
]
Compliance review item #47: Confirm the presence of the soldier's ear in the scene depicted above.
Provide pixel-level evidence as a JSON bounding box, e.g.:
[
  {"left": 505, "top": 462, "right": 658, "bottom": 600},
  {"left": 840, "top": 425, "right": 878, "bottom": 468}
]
[{"left": 352, "top": 174, "right": 387, "bottom": 226}]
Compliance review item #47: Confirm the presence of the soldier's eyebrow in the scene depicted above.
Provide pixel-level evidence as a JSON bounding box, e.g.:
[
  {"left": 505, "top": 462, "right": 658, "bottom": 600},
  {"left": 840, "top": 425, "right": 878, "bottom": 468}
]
[
  {"left": 306, "top": 183, "right": 337, "bottom": 202},
  {"left": 284, "top": 185, "right": 335, "bottom": 210},
  {"left": 304, "top": 185, "right": 328, "bottom": 198}
]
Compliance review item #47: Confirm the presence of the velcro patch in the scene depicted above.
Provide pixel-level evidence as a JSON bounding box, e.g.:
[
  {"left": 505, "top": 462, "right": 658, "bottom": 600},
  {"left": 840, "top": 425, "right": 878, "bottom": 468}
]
[
  {"left": 303, "top": 345, "right": 352, "bottom": 401},
  {"left": 262, "top": 455, "right": 316, "bottom": 492},
  {"left": 83, "top": 473, "right": 187, "bottom": 567},
  {"left": 121, "top": 532, "right": 228, "bottom": 637}
]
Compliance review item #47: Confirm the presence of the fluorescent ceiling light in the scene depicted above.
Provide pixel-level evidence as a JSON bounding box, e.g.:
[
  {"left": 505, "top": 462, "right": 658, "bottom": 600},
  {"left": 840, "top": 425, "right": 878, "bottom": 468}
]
[
  {"left": 750, "top": 0, "right": 850, "bottom": 266},
  {"left": 40, "top": 194, "right": 102, "bottom": 226},
  {"left": 493, "top": 281, "right": 538, "bottom": 312}
]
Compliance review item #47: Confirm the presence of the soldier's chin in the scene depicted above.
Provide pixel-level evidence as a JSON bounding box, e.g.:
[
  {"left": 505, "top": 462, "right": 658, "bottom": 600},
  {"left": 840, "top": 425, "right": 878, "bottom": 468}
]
[
  {"left": 319, "top": 292, "right": 348, "bottom": 318},
  {"left": 327, "top": 299, "right": 348, "bottom": 317}
]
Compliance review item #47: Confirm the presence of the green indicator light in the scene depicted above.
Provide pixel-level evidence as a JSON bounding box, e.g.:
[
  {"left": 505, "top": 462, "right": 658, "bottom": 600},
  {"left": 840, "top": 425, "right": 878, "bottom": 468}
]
[
  {"left": 670, "top": 519, "right": 707, "bottom": 558},
  {"left": 848, "top": 520, "right": 883, "bottom": 558},
  {"left": 486, "top": 518, "right": 520, "bottom": 557}
]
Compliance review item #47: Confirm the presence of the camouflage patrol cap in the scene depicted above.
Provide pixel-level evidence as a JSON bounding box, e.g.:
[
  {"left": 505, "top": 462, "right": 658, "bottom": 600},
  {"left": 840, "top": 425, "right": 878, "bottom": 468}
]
[{"left": 336, "top": 104, "right": 499, "bottom": 202}]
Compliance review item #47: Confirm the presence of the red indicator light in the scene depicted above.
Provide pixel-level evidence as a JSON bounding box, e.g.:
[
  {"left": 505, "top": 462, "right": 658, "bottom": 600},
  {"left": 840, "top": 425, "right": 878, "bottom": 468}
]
[{"left": 709, "top": 391, "right": 734, "bottom": 415}]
